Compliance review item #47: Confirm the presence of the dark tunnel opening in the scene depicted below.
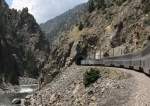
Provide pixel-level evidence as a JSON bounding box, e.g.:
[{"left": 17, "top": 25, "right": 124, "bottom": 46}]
[{"left": 75, "top": 55, "right": 84, "bottom": 65}]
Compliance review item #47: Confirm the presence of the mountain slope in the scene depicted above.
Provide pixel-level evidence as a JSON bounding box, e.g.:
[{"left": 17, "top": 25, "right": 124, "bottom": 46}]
[
  {"left": 40, "top": 3, "right": 88, "bottom": 42},
  {"left": 39, "top": 0, "right": 150, "bottom": 83},
  {"left": 26, "top": 0, "right": 150, "bottom": 105},
  {"left": 0, "top": 0, "right": 49, "bottom": 84}
]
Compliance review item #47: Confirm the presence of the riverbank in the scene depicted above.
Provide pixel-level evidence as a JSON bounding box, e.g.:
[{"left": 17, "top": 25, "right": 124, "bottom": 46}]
[{"left": 0, "top": 77, "right": 38, "bottom": 106}]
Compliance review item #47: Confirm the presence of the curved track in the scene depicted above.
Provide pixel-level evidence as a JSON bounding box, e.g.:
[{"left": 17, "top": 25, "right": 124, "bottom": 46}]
[
  {"left": 111, "top": 67, "right": 150, "bottom": 106},
  {"left": 81, "top": 44, "right": 150, "bottom": 75}
]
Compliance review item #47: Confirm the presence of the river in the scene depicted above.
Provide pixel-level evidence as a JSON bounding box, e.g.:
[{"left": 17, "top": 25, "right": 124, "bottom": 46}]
[{"left": 0, "top": 84, "right": 37, "bottom": 106}]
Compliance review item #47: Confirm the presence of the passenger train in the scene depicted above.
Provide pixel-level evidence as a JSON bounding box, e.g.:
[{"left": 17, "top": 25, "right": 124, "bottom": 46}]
[{"left": 80, "top": 44, "right": 150, "bottom": 75}]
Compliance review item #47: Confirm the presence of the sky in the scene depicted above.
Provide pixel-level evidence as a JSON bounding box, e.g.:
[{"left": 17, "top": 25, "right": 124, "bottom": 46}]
[
  {"left": 6, "top": 0, "right": 12, "bottom": 5},
  {"left": 5, "top": 0, "right": 88, "bottom": 23}
]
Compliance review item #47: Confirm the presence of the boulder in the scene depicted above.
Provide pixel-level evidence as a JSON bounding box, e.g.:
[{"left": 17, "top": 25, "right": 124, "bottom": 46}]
[{"left": 12, "top": 98, "right": 21, "bottom": 104}]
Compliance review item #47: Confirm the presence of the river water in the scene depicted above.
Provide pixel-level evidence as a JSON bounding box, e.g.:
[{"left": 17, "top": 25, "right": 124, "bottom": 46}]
[{"left": 0, "top": 84, "right": 37, "bottom": 106}]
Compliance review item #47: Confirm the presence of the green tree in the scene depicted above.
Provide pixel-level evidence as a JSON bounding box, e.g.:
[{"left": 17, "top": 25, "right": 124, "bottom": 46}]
[
  {"left": 142, "top": 0, "right": 150, "bottom": 13},
  {"left": 24, "top": 49, "right": 38, "bottom": 78},
  {"left": 96, "top": 0, "right": 106, "bottom": 9},
  {"left": 88, "top": 0, "right": 95, "bottom": 12},
  {"left": 78, "top": 22, "right": 84, "bottom": 31}
]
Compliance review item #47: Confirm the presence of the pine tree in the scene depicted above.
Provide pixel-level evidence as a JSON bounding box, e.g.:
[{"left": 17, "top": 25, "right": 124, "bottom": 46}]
[
  {"left": 88, "top": 0, "right": 95, "bottom": 12},
  {"left": 78, "top": 22, "right": 84, "bottom": 31}
]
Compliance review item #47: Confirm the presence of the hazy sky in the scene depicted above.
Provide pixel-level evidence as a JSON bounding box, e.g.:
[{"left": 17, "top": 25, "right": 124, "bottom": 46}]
[
  {"left": 6, "top": 0, "right": 12, "bottom": 5},
  {"left": 6, "top": 0, "right": 88, "bottom": 23}
]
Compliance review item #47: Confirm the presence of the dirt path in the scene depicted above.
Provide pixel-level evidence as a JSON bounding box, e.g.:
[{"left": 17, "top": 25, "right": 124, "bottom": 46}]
[{"left": 112, "top": 68, "right": 150, "bottom": 106}]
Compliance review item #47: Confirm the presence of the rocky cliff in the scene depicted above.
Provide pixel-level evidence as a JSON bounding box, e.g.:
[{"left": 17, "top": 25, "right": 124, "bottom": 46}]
[
  {"left": 0, "top": 0, "right": 49, "bottom": 85},
  {"left": 25, "top": 0, "right": 150, "bottom": 105},
  {"left": 40, "top": 0, "right": 150, "bottom": 84}
]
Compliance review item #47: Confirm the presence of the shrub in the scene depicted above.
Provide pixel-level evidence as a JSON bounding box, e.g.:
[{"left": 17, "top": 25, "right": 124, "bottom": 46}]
[
  {"left": 78, "top": 22, "right": 84, "bottom": 31},
  {"left": 95, "top": 0, "right": 106, "bottom": 9},
  {"left": 88, "top": 0, "right": 106, "bottom": 12},
  {"left": 105, "top": 13, "right": 113, "bottom": 22},
  {"left": 84, "top": 18, "right": 91, "bottom": 27},
  {"left": 88, "top": 0, "right": 95, "bottom": 12},
  {"left": 142, "top": 0, "right": 150, "bottom": 14},
  {"left": 147, "top": 36, "right": 150, "bottom": 41},
  {"left": 24, "top": 49, "right": 38, "bottom": 78},
  {"left": 83, "top": 68, "right": 100, "bottom": 87}
]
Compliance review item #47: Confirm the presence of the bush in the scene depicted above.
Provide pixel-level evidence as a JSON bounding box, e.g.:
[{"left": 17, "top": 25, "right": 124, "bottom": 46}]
[
  {"left": 88, "top": 0, "right": 95, "bottom": 12},
  {"left": 83, "top": 68, "right": 100, "bottom": 87},
  {"left": 88, "top": 0, "right": 106, "bottom": 12},
  {"left": 78, "top": 22, "right": 84, "bottom": 31},
  {"left": 95, "top": 0, "right": 106, "bottom": 9},
  {"left": 148, "top": 36, "right": 150, "bottom": 41},
  {"left": 105, "top": 13, "right": 113, "bottom": 22},
  {"left": 142, "top": 0, "right": 150, "bottom": 13},
  {"left": 24, "top": 49, "right": 38, "bottom": 78}
]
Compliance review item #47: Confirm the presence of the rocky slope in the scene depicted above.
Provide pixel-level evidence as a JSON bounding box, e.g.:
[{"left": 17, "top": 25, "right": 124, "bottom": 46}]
[
  {"left": 24, "top": 0, "right": 150, "bottom": 105},
  {"left": 25, "top": 66, "right": 133, "bottom": 106},
  {"left": 40, "top": 3, "right": 88, "bottom": 43},
  {"left": 40, "top": 0, "right": 150, "bottom": 84},
  {"left": 0, "top": 0, "right": 49, "bottom": 85}
]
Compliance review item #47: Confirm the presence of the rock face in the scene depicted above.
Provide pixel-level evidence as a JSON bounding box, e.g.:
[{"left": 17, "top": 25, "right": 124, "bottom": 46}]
[
  {"left": 25, "top": 0, "right": 150, "bottom": 105},
  {"left": 40, "top": 0, "right": 150, "bottom": 84},
  {"left": 0, "top": 0, "right": 8, "bottom": 8},
  {"left": 0, "top": 0, "right": 49, "bottom": 84}
]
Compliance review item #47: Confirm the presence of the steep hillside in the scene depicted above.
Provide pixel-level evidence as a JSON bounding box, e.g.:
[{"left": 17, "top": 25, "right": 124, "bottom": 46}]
[
  {"left": 39, "top": 0, "right": 150, "bottom": 83},
  {"left": 26, "top": 0, "right": 150, "bottom": 105},
  {"left": 0, "top": 0, "right": 49, "bottom": 84},
  {"left": 40, "top": 3, "right": 88, "bottom": 42}
]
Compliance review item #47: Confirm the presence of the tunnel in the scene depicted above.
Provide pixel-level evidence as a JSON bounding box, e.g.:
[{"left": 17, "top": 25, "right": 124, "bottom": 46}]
[{"left": 75, "top": 55, "right": 85, "bottom": 65}]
